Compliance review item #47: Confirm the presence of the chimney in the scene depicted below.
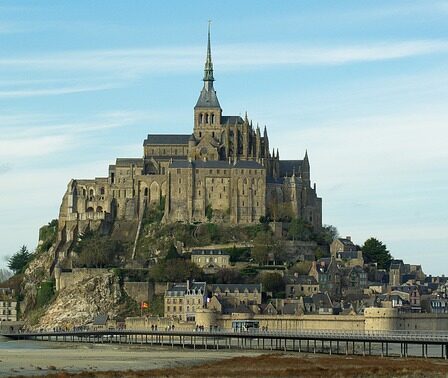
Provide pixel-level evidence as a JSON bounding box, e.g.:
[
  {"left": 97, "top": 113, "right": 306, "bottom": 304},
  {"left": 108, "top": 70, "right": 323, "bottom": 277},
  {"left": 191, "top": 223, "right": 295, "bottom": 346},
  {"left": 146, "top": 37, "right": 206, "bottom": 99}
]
[{"left": 346, "top": 236, "right": 351, "bottom": 241}]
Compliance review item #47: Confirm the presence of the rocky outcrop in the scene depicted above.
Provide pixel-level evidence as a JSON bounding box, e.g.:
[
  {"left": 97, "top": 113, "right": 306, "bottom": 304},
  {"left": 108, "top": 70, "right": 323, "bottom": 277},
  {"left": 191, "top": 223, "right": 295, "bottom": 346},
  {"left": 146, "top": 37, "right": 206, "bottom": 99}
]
[
  {"left": 21, "top": 246, "right": 54, "bottom": 313},
  {"left": 27, "top": 271, "right": 122, "bottom": 331}
]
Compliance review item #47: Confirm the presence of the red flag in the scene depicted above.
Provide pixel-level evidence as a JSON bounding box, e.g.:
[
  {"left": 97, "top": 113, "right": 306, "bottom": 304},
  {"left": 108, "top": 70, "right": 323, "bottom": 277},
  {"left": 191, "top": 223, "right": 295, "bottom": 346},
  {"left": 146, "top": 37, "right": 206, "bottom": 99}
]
[{"left": 141, "top": 302, "right": 149, "bottom": 309}]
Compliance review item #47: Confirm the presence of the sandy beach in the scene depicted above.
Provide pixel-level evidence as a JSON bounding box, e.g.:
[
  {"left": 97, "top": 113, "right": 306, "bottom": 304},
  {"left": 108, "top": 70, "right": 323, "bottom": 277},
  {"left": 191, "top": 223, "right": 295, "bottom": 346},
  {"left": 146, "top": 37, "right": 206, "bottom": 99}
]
[{"left": 0, "top": 340, "right": 262, "bottom": 377}]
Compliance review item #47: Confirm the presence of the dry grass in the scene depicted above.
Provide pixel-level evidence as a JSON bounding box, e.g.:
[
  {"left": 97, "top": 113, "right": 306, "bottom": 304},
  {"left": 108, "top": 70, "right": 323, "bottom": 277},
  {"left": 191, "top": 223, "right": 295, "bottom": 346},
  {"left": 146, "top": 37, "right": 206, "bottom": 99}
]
[{"left": 12, "top": 353, "right": 448, "bottom": 378}]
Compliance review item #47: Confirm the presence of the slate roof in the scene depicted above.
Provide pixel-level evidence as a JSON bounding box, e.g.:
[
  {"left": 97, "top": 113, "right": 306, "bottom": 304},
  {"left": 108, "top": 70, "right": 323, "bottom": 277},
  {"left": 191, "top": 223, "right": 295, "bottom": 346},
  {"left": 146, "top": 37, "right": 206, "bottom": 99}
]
[
  {"left": 211, "top": 283, "right": 262, "bottom": 293},
  {"left": 390, "top": 260, "right": 404, "bottom": 270},
  {"left": 221, "top": 115, "right": 244, "bottom": 124},
  {"left": 191, "top": 249, "right": 229, "bottom": 256},
  {"left": 143, "top": 134, "right": 191, "bottom": 146},
  {"left": 169, "top": 160, "right": 264, "bottom": 170},
  {"left": 279, "top": 160, "right": 303, "bottom": 177},
  {"left": 115, "top": 158, "right": 144, "bottom": 167},
  {"left": 93, "top": 314, "right": 108, "bottom": 326},
  {"left": 282, "top": 303, "right": 300, "bottom": 315},
  {"left": 287, "top": 275, "right": 318, "bottom": 285},
  {"left": 166, "top": 281, "right": 206, "bottom": 296},
  {"left": 195, "top": 87, "right": 221, "bottom": 108},
  {"left": 338, "top": 238, "right": 355, "bottom": 246}
]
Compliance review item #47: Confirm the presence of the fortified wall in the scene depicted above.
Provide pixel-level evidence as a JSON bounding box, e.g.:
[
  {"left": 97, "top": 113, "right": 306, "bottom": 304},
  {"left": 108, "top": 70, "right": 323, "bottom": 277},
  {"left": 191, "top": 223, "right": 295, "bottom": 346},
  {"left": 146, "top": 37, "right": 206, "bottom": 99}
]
[{"left": 126, "top": 308, "right": 448, "bottom": 332}]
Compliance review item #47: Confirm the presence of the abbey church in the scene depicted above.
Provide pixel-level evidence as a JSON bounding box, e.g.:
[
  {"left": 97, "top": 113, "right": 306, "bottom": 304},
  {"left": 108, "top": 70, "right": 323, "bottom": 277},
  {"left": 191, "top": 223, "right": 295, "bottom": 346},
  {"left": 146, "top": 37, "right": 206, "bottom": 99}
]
[{"left": 58, "top": 29, "right": 322, "bottom": 247}]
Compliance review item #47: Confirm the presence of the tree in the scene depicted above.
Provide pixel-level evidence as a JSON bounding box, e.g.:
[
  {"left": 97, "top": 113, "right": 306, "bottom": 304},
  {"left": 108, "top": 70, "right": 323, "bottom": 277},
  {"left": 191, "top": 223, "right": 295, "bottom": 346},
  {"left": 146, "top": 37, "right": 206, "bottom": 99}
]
[
  {"left": 289, "top": 261, "right": 312, "bottom": 276},
  {"left": 288, "top": 218, "right": 313, "bottom": 241},
  {"left": 362, "top": 237, "right": 392, "bottom": 269},
  {"left": 165, "top": 243, "right": 180, "bottom": 260},
  {"left": 315, "top": 224, "right": 339, "bottom": 245},
  {"left": 259, "top": 272, "right": 284, "bottom": 295},
  {"left": 7, "top": 245, "right": 32, "bottom": 274},
  {"left": 252, "top": 231, "right": 275, "bottom": 265},
  {"left": 74, "top": 231, "right": 123, "bottom": 268},
  {"left": 150, "top": 259, "right": 203, "bottom": 282}
]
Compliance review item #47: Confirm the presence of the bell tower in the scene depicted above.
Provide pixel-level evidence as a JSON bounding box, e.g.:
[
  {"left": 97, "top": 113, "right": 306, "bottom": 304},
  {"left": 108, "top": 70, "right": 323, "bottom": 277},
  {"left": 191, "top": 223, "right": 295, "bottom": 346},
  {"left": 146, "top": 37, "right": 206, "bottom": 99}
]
[{"left": 194, "top": 22, "right": 222, "bottom": 140}]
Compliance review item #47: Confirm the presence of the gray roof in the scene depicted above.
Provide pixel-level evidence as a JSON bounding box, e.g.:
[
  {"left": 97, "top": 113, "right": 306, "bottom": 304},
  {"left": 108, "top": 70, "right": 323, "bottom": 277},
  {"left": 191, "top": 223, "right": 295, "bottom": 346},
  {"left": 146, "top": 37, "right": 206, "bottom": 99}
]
[
  {"left": 338, "top": 238, "right": 355, "bottom": 246},
  {"left": 143, "top": 134, "right": 190, "bottom": 146},
  {"left": 195, "top": 87, "right": 221, "bottom": 109},
  {"left": 166, "top": 281, "right": 206, "bottom": 296},
  {"left": 279, "top": 160, "right": 303, "bottom": 177},
  {"left": 221, "top": 115, "right": 244, "bottom": 124},
  {"left": 211, "top": 283, "right": 262, "bottom": 293},
  {"left": 282, "top": 303, "right": 300, "bottom": 315},
  {"left": 169, "top": 160, "right": 264, "bottom": 170},
  {"left": 93, "top": 314, "right": 108, "bottom": 326},
  {"left": 191, "top": 249, "right": 229, "bottom": 256},
  {"left": 287, "top": 275, "right": 318, "bottom": 285},
  {"left": 115, "top": 158, "right": 143, "bottom": 167}
]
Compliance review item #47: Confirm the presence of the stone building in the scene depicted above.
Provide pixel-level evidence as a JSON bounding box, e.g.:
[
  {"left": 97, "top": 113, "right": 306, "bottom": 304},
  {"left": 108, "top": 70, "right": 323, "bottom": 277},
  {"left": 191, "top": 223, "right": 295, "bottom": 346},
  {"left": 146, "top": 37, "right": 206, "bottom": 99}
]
[
  {"left": 190, "top": 249, "right": 230, "bottom": 273},
  {"left": 0, "top": 288, "right": 18, "bottom": 322},
  {"left": 164, "top": 281, "right": 207, "bottom": 321},
  {"left": 55, "top": 28, "right": 322, "bottom": 264}
]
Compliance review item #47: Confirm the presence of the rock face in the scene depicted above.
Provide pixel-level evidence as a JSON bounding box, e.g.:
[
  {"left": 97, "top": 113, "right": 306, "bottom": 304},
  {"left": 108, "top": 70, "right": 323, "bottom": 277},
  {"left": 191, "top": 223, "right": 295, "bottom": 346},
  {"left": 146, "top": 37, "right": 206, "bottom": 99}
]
[
  {"left": 28, "top": 271, "right": 122, "bottom": 331},
  {"left": 21, "top": 247, "right": 55, "bottom": 314}
]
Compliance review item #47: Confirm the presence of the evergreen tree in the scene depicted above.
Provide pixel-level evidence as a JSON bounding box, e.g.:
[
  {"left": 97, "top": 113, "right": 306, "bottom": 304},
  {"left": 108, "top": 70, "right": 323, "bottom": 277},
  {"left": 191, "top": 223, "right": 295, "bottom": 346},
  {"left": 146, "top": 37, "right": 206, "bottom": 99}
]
[
  {"left": 362, "top": 237, "right": 392, "bottom": 269},
  {"left": 7, "top": 245, "right": 32, "bottom": 274}
]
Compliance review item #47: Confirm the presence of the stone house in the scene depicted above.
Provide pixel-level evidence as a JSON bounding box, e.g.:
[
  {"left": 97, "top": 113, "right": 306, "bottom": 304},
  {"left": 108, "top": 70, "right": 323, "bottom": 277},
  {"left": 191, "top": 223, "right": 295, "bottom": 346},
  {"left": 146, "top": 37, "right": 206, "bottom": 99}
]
[
  {"left": 209, "top": 283, "right": 262, "bottom": 307},
  {"left": 285, "top": 274, "right": 319, "bottom": 299},
  {"left": 309, "top": 258, "right": 342, "bottom": 299},
  {"left": 190, "top": 249, "right": 230, "bottom": 273},
  {"left": 0, "top": 288, "right": 18, "bottom": 322},
  {"left": 164, "top": 281, "right": 207, "bottom": 321}
]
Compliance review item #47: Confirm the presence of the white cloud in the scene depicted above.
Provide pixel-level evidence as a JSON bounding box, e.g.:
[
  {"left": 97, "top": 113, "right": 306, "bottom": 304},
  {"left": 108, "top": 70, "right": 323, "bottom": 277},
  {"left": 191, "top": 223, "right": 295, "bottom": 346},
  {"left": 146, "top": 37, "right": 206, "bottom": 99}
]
[
  {"left": 0, "top": 135, "right": 69, "bottom": 159},
  {"left": 0, "top": 40, "right": 446, "bottom": 75}
]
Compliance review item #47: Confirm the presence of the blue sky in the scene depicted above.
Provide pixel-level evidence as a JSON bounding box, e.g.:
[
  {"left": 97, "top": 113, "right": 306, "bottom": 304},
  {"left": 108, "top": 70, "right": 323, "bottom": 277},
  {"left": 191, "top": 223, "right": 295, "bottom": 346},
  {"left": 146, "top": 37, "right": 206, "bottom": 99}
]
[{"left": 1, "top": 1, "right": 447, "bottom": 275}]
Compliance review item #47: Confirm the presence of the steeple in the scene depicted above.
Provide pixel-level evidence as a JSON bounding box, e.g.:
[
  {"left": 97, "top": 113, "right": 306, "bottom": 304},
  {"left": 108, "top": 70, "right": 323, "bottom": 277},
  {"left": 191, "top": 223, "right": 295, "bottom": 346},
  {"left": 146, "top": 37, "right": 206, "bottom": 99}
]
[
  {"left": 195, "top": 21, "right": 221, "bottom": 110},
  {"left": 203, "top": 21, "right": 214, "bottom": 84}
]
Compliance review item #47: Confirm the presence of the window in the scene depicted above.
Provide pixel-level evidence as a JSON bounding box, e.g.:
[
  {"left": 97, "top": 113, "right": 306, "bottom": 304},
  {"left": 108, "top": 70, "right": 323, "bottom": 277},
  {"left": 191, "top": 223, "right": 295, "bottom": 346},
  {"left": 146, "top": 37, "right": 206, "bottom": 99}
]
[{"left": 205, "top": 114, "right": 209, "bottom": 123}]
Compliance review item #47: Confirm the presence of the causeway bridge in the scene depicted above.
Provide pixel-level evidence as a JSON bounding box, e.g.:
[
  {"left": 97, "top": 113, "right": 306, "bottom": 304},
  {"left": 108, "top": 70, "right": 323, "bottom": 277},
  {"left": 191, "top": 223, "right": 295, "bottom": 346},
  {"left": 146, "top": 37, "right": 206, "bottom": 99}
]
[{"left": 2, "top": 329, "right": 448, "bottom": 359}]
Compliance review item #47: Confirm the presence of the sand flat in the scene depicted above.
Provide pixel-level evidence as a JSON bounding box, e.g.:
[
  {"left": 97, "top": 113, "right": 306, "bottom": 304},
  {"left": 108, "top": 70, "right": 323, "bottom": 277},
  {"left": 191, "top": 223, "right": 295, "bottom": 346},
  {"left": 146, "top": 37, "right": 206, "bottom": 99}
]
[{"left": 0, "top": 342, "right": 262, "bottom": 377}]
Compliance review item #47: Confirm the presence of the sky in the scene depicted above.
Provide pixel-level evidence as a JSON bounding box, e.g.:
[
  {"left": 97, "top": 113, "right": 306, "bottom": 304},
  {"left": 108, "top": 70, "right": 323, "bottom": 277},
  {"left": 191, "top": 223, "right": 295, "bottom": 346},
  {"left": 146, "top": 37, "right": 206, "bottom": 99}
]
[{"left": 0, "top": 1, "right": 447, "bottom": 275}]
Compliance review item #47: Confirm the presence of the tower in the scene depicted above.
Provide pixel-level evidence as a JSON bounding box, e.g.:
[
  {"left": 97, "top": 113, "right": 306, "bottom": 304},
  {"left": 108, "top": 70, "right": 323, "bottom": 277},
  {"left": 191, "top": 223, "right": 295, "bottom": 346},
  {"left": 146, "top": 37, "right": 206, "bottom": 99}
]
[{"left": 194, "top": 22, "right": 222, "bottom": 140}]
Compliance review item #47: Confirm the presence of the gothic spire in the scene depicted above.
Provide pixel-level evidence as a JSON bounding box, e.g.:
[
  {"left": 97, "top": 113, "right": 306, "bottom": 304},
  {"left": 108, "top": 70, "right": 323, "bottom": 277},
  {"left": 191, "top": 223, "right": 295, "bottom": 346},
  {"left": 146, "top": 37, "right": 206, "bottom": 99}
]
[
  {"left": 203, "top": 21, "right": 214, "bottom": 83},
  {"left": 195, "top": 21, "right": 221, "bottom": 109}
]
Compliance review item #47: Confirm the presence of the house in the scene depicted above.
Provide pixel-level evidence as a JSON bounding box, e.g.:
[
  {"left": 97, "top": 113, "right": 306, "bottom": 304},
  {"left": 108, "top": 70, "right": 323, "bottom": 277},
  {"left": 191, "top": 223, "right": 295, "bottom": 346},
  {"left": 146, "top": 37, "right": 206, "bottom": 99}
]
[
  {"left": 191, "top": 249, "right": 230, "bottom": 273},
  {"left": 285, "top": 274, "right": 319, "bottom": 299},
  {"left": 309, "top": 258, "right": 342, "bottom": 299},
  {"left": 91, "top": 314, "right": 116, "bottom": 330},
  {"left": 209, "top": 283, "right": 262, "bottom": 307},
  {"left": 330, "top": 236, "right": 364, "bottom": 267},
  {"left": 342, "top": 266, "right": 368, "bottom": 297},
  {"left": 0, "top": 288, "right": 18, "bottom": 322},
  {"left": 164, "top": 281, "right": 207, "bottom": 321},
  {"left": 389, "top": 260, "right": 405, "bottom": 286}
]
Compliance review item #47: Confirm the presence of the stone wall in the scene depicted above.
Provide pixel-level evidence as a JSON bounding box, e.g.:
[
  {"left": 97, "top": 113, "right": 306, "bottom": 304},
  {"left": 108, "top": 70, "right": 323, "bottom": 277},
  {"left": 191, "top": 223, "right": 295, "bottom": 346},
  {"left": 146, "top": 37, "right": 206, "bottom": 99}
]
[
  {"left": 56, "top": 268, "right": 110, "bottom": 291},
  {"left": 123, "top": 282, "right": 150, "bottom": 304},
  {"left": 128, "top": 309, "right": 448, "bottom": 332}
]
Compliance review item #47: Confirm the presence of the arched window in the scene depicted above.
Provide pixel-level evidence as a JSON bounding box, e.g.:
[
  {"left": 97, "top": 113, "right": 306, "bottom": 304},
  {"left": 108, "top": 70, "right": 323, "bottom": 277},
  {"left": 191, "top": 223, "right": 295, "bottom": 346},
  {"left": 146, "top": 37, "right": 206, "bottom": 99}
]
[
  {"left": 100, "top": 187, "right": 105, "bottom": 195},
  {"left": 200, "top": 113, "right": 203, "bottom": 123},
  {"left": 96, "top": 206, "right": 103, "bottom": 212},
  {"left": 144, "top": 187, "right": 149, "bottom": 197},
  {"left": 205, "top": 114, "right": 209, "bottom": 124}
]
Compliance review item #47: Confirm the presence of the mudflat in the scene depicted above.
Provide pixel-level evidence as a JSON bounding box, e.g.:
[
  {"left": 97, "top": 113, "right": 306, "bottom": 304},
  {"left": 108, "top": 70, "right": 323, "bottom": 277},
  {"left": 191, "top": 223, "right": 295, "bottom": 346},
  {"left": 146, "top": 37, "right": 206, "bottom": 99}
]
[
  {"left": 0, "top": 342, "right": 261, "bottom": 377},
  {"left": 2, "top": 342, "right": 448, "bottom": 377}
]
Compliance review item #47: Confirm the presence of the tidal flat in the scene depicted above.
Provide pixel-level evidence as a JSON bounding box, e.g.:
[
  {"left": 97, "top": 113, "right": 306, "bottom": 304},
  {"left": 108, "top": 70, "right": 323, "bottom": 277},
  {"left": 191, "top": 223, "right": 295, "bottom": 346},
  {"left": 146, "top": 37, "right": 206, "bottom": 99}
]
[{"left": 1, "top": 340, "right": 448, "bottom": 377}]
